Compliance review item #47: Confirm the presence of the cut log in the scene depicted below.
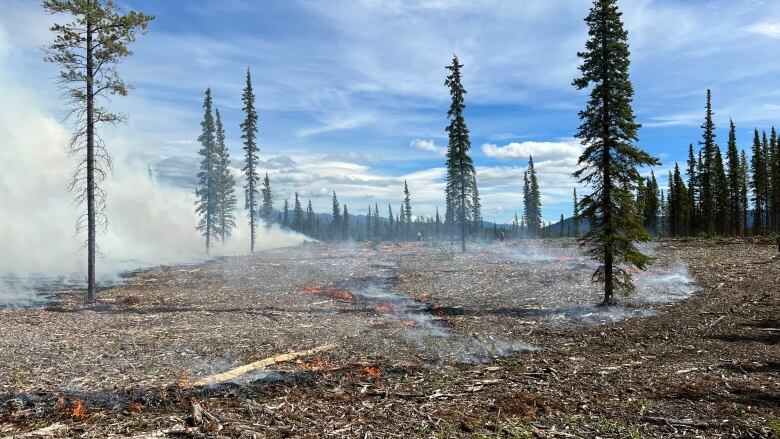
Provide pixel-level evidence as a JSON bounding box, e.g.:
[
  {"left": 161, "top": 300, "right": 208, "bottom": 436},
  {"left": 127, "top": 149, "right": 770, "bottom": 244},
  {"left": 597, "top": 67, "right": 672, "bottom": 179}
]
[
  {"left": 193, "top": 344, "right": 337, "bottom": 386},
  {"left": 2, "top": 423, "right": 68, "bottom": 438}
]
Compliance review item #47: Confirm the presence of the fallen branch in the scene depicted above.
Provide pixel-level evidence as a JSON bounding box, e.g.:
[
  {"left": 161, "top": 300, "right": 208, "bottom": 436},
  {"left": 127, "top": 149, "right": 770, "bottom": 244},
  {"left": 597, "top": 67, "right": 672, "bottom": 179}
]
[
  {"left": 2, "top": 423, "right": 68, "bottom": 438},
  {"left": 642, "top": 416, "right": 714, "bottom": 429},
  {"left": 193, "top": 344, "right": 337, "bottom": 386}
]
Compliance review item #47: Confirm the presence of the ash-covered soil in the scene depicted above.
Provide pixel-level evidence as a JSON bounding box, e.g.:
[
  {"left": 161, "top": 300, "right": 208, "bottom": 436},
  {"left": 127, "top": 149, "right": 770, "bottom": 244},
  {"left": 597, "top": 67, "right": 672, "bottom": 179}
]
[{"left": 0, "top": 239, "right": 778, "bottom": 438}]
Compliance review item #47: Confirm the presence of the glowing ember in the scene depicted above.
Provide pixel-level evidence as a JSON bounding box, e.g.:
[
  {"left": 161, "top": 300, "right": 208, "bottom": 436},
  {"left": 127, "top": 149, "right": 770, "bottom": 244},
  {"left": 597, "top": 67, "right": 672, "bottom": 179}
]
[
  {"left": 398, "top": 320, "right": 417, "bottom": 327},
  {"left": 127, "top": 402, "right": 143, "bottom": 413},
  {"left": 361, "top": 365, "right": 381, "bottom": 379},
  {"left": 303, "top": 356, "right": 326, "bottom": 371},
  {"left": 70, "top": 399, "right": 88, "bottom": 420},
  {"left": 374, "top": 304, "right": 392, "bottom": 313},
  {"left": 176, "top": 370, "right": 192, "bottom": 389},
  {"left": 301, "top": 285, "right": 354, "bottom": 301},
  {"left": 301, "top": 285, "right": 322, "bottom": 294}
]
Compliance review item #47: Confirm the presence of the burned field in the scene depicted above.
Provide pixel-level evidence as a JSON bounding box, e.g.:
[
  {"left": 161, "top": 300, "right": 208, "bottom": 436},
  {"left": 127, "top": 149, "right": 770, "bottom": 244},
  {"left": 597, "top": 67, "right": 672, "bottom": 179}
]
[{"left": 0, "top": 240, "right": 778, "bottom": 438}]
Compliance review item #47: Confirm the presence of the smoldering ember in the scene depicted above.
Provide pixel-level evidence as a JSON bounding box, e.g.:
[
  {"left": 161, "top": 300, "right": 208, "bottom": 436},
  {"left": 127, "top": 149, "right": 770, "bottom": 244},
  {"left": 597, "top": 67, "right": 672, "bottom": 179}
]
[{"left": 1, "top": 1, "right": 779, "bottom": 438}]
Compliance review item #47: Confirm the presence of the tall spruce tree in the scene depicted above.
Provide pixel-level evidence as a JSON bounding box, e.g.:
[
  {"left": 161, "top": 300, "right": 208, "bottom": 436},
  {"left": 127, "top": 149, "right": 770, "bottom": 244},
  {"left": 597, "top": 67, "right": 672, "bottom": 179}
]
[
  {"left": 282, "top": 198, "right": 289, "bottom": 228},
  {"left": 306, "top": 200, "right": 315, "bottom": 235},
  {"left": 214, "top": 109, "right": 237, "bottom": 241},
  {"left": 44, "top": 0, "right": 153, "bottom": 303},
  {"left": 771, "top": 127, "right": 780, "bottom": 233},
  {"left": 293, "top": 193, "right": 303, "bottom": 232},
  {"left": 261, "top": 173, "right": 273, "bottom": 228},
  {"left": 471, "top": 174, "right": 483, "bottom": 234},
  {"left": 572, "top": 0, "right": 659, "bottom": 305},
  {"left": 686, "top": 143, "right": 699, "bottom": 236},
  {"left": 751, "top": 129, "right": 766, "bottom": 234},
  {"left": 342, "top": 205, "right": 350, "bottom": 240},
  {"left": 740, "top": 151, "right": 750, "bottom": 235},
  {"left": 726, "top": 119, "right": 741, "bottom": 235},
  {"left": 241, "top": 68, "right": 260, "bottom": 252},
  {"left": 573, "top": 188, "right": 581, "bottom": 236},
  {"left": 444, "top": 55, "right": 477, "bottom": 252},
  {"left": 331, "top": 191, "right": 341, "bottom": 240},
  {"left": 403, "top": 180, "right": 412, "bottom": 238},
  {"left": 529, "top": 157, "right": 542, "bottom": 237},
  {"left": 713, "top": 146, "right": 729, "bottom": 235},
  {"left": 195, "top": 89, "right": 220, "bottom": 255},
  {"left": 699, "top": 89, "right": 716, "bottom": 237}
]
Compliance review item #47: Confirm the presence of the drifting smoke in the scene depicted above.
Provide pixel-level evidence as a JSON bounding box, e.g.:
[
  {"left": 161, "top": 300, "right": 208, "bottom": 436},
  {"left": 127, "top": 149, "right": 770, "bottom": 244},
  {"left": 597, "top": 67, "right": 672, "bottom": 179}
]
[{"left": 0, "top": 31, "right": 304, "bottom": 306}]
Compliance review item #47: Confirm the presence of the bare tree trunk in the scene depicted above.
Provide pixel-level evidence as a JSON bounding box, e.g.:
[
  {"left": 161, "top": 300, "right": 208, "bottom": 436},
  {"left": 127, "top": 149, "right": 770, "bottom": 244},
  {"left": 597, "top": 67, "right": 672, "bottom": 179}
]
[{"left": 85, "top": 14, "right": 96, "bottom": 304}]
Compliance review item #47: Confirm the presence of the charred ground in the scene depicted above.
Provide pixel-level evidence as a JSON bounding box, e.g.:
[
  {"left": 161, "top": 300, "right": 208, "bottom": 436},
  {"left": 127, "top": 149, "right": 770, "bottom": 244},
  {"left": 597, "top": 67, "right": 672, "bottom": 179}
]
[{"left": 0, "top": 239, "right": 778, "bottom": 438}]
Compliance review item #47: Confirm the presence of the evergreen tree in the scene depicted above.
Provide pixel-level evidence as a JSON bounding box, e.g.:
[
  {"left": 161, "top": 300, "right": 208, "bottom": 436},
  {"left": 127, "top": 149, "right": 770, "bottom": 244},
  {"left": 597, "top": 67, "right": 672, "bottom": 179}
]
[
  {"left": 771, "top": 127, "right": 780, "bottom": 233},
  {"left": 643, "top": 172, "right": 659, "bottom": 234},
  {"left": 195, "top": 89, "right": 220, "bottom": 255},
  {"left": 726, "top": 119, "right": 741, "bottom": 235},
  {"left": 293, "top": 193, "right": 303, "bottom": 232},
  {"left": 306, "top": 200, "right": 315, "bottom": 235},
  {"left": 261, "top": 173, "right": 273, "bottom": 228},
  {"left": 388, "top": 205, "right": 395, "bottom": 240},
  {"left": 214, "top": 108, "right": 237, "bottom": 241},
  {"left": 435, "top": 207, "right": 442, "bottom": 240},
  {"left": 572, "top": 0, "right": 659, "bottom": 305},
  {"left": 331, "top": 191, "right": 341, "bottom": 240},
  {"left": 342, "top": 205, "right": 350, "bottom": 240},
  {"left": 529, "top": 157, "right": 542, "bottom": 236},
  {"left": 713, "top": 146, "right": 729, "bottom": 235},
  {"left": 559, "top": 214, "right": 565, "bottom": 237},
  {"left": 699, "top": 89, "right": 716, "bottom": 236},
  {"left": 444, "top": 55, "right": 478, "bottom": 252},
  {"left": 44, "top": 0, "right": 153, "bottom": 302},
  {"left": 241, "top": 68, "right": 260, "bottom": 252},
  {"left": 573, "top": 188, "right": 580, "bottom": 236},
  {"left": 373, "top": 203, "right": 380, "bottom": 238},
  {"left": 686, "top": 143, "right": 699, "bottom": 236},
  {"left": 367, "top": 205, "right": 373, "bottom": 240},
  {"left": 471, "top": 173, "right": 483, "bottom": 234},
  {"left": 740, "top": 151, "right": 750, "bottom": 235},
  {"left": 282, "top": 198, "right": 289, "bottom": 228},
  {"left": 751, "top": 129, "right": 766, "bottom": 234}
]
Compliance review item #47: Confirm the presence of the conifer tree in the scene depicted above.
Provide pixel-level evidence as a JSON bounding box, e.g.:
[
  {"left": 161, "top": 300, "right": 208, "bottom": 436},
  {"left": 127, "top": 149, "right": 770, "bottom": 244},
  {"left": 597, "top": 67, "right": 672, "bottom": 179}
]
[
  {"left": 726, "top": 120, "right": 741, "bottom": 235},
  {"left": 471, "top": 174, "right": 483, "bottom": 234},
  {"left": 331, "top": 191, "right": 341, "bottom": 240},
  {"left": 214, "top": 109, "right": 237, "bottom": 241},
  {"left": 751, "top": 129, "right": 766, "bottom": 234},
  {"left": 403, "top": 180, "right": 412, "bottom": 239},
  {"left": 713, "top": 146, "right": 729, "bottom": 235},
  {"left": 435, "top": 207, "right": 442, "bottom": 240},
  {"left": 529, "top": 157, "right": 542, "bottom": 236},
  {"left": 740, "top": 151, "right": 750, "bottom": 235},
  {"left": 686, "top": 143, "right": 699, "bottom": 236},
  {"left": 241, "top": 68, "right": 260, "bottom": 252},
  {"left": 293, "top": 193, "right": 303, "bottom": 232},
  {"left": 44, "top": 0, "right": 153, "bottom": 302},
  {"left": 373, "top": 203, "right": 380, "bottom": 238},
  {"left": 342, "top": 205, "right": 350, "bottom": 240},
  {"left": 306, "top": 200, "right": 315, "bottom": 235},
  {"left": 771, "top": 127, "right": 780, "bottom": 232},
  {"left": 444, "top": 55, "right": 478, "bottom": 252},
  {"left": 572, "top": 0, "right": 659, "bottom": 305},
  {"left": 388, "top": 205, "right": 394, "bottom": 240},
  {"left": 559, "top": 214, "right": 565, "bottom": 237},
  {"left": 282, "top": 198, "right": 289, "bottom": 228},
  {"left": 261, "top": 173, "right": 273, "bottom": 228},
  {"left": 367, "top": 205, "right": 373, "bottom": 240},
  {"left": 699, "top": 89, "right": 716, "bottom": 237},
  {"left": 195, "top": 89, "right": 220, "bottom": 255}
]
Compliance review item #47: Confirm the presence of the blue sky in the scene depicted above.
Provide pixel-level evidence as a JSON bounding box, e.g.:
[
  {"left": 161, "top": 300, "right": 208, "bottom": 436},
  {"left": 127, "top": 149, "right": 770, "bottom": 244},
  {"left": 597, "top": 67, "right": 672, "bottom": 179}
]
[{"left": 3, "top": 0, "right": 780, "bottom": 224}]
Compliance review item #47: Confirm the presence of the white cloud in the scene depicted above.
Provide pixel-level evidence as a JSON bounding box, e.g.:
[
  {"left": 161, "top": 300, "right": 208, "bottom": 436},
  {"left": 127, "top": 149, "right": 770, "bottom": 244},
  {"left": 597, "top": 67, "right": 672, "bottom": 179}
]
[
  {"left": 481, "top": 139, "right": 582, "bottom": 161},
  {"left": 746, "top": 22, "right": 780, "bottom": 38},
  {"left": 409, "top": 138, "right": 446, "bottom": 155}
]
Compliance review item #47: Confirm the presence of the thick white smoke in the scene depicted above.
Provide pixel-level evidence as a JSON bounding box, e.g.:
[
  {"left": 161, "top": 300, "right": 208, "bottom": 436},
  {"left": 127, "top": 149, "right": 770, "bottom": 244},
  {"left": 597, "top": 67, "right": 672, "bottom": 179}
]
[{"left": 0, "top": 27, "right": 304, "bottom": 303}]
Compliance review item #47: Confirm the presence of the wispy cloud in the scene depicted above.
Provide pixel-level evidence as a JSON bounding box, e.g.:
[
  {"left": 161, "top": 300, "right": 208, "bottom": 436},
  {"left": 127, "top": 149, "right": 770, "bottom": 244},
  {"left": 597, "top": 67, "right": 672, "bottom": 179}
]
[
  {"left": 481, "top": 140, "right": 582, "bottom": 161},
  {"left": 746, "top": 22, "right": 780, "bottom": 38},
  {"left": 409, "top": 138, "right": 446, "bottom": 155}
]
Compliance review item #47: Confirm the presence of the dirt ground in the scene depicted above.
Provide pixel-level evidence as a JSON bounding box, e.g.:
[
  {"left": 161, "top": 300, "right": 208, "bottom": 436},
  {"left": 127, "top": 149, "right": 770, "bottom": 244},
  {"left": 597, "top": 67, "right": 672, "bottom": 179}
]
[{"left": 0, "top": 239, "right": 778, "bottom": 438}]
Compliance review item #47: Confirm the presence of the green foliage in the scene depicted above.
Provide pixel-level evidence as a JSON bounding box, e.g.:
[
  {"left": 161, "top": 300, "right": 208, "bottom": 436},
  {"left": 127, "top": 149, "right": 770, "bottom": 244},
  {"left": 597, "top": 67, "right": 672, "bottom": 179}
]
[
  {"left": 195, "top": 88, "right": 220, "bottom": 254},
  {"left": 241, "top": 68, "right": 260, "bottom": 252},
  {"left": 572, "top": 0, "right": 659, "bottom": 304},
  {"left": 214, "top": 109, "right": 237, "bottom": 241}
]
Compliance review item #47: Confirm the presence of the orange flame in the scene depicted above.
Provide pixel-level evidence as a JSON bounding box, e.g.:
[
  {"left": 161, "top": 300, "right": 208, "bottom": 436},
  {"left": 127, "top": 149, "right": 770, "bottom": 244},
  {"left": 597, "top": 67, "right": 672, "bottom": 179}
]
[
  {"left": 70, "top": 400, "right": 88, "bottom": 420},
  {"left": 302, "top": 285, "right": 354, "bottom": 301},
  {"left": 127, "top": 402, "right": 143, "bottom": 413},
  {"left": 361, "top": 365, "right": 381, "bottom": 379},
  {"left": 374, "top": 304, "right": 392, "bottom": 313},
  {"left": 398, "top": 320, "right": 417, "bottom": 327},
  {"left": 302, "top": 285, "right": 322, "bottom": 294}
]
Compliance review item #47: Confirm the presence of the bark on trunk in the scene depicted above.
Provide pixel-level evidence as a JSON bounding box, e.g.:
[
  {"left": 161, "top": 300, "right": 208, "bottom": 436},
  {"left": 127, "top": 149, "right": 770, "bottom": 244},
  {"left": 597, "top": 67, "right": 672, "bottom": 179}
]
[{"left": 85, "top": 13, "right": 96, "bottom": 304}]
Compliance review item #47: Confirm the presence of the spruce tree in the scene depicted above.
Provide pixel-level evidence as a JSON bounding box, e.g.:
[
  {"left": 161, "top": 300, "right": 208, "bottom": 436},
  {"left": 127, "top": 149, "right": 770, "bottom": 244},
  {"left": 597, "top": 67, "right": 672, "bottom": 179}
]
[
  {"left": 740, "top": 151, "right": 750, "bottom": 235},
  {"left": 331, "top": 191, "right": 341, "bottom": 240},
  {"left": 214, "top": 108, "right": 237, "bottom": 241},
  {"left": 241, "top": 68, "right": 260, "bottom": 252},
  {"left": 751, "top": 129, "right": 766, "bottom": 234},
  {"left": 572, "top": 0, "right": 659, "bottom": 305},
  {"left": 713, "top": 146, "right": 729, "bottom": 235},
  {"left": 306, "top": 200, "right": 315, "bottom": 235},
  {"left": 261, "top": 173, "right": 273, "bottom": 228},
  {"left": 529, "top": 157, "right": 543, "bottom": 237},
  {"left": 293, "top": 193, "right": 303, "bottom": 232},
  {"left": 444, "top": 55, "right": 478, "bottom": 252},
  {"left": 342, "top": 205, "right": 350, "bottom": 240},
  {"left": 726, "top": 120, "right": 741, "bottom": 235},
  {"left": 686, "top": 143, "right": 699, "bottom": 236},
  {"left": 771, "top": 127, "right": 780, "bottom": 233},
  {"left": 573, "top": 188, "right": 580, "bottom": 237},
  {"left": 44, "top": 0, "right": 153, "bottom": 303},
  {"left": 471, "top": 174, "right": 483, "bottom": 234},
  {"left": 403, "top": 180, "right": 412, "bottom": 238},
  {"left": 195, "top": 88, "right": 220, "bottom": 255},
  {"left": 559, "top": 214, "right": 565, "bottom": 237},
  {"left": 388, "top": 205, "right": 395, "bottom": 240},
  {"left": 367, "top": 205, "right": 373, "bottom": 240},
  {"left": 282, "top": 198, "right": 289, "bottom": 228},
  {"left": 699, "top": 89, "right": 716, "bottom": 237},
  {"left": 373, "top": 203, "right": 380, "bottom": 238}
]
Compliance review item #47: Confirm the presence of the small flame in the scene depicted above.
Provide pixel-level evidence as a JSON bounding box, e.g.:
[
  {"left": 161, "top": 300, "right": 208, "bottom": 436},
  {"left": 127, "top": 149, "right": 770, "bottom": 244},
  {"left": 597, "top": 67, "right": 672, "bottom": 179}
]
[
  {"left": 374, "top": 304, "right": 393, "bottom": 313},
  {"left": 176, "top": 370, "right": 192, "bottom": 389},
  {"left": 361, "top": 365, "right": 381, "bottom": 379},
  {"left": 70, "top": 400, "right": 88, "bottom": 420},
  {"left": 127, "top": 402, "right": 143, "bottom": 413},
  {"left": 302, "top": 285, "right": 353, "bottom": 301},
  {"left": 398, "top": 320, "right": 417, "bottom": 327}
]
